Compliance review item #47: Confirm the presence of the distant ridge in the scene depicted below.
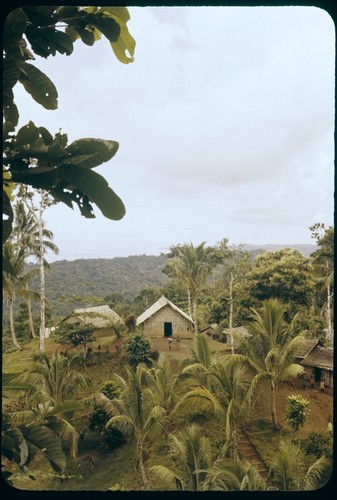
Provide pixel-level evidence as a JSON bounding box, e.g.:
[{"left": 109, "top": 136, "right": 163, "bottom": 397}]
[{"left": 242, "top": 243, "right": 317, "bottom": 257}]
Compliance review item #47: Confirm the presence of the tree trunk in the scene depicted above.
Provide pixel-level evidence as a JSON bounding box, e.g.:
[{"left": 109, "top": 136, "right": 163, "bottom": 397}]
[
  {"left": 193, "top": 299, "right": 198, "bottom": 333},
  {"left": 229, "top": 274, "right": 234, "bottom": 354},
  {"left": 326, "top": 280, "right": 333, "bottom": 345},
  {"left": 26, "top": 291, "right": 36, "bottom": 339},
  {"left": 136, "top": 439, "right": 150, "bottom": 490},
  {"left": 187, "top": 288, "right": 192, "bottom": 317},
  {"left": 38, "top": 199, "right": 45, "bottom": 353},
  {"left": 9, "top": 298, "right": 22, "bottom": 350},
  {"left": 270, "top": 380, "right": 280, "bottom": 430}
]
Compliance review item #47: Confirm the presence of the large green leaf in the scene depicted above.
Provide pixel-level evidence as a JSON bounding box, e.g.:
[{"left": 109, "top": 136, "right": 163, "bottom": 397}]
[
  {"left": 21, "top": 425, "right": 66, "bottom": 473},
  {"left": 66, "top": 24, "right": 96, "bottom": 46},
  {"left": 66, "top": 139, "right": 119, "bottom": 169},
  {"left": 3, "top": 8, "right": 28, "bottom": 48},
  {"left": 15, "top": 121, "right": 40, "bottom": 147},
  {"left": 102, "top": 8, "right": 135, "bottom": 64},
  {"left": 22, "top": 6, "right": 57, "bottom": 26},
  {"left": 19, "top": 62, "right": 58, "bottom": 110},
  {"left": 60, "top": 164, "right": 126, "bottom": 220},
  {"left": 26, "top": 26, "right": 74, "bottom": 58},
  {"left": 3, "top": 57, "right": 21, "bottom": 90},
  {"left": 2, "top": 427, "right": 25, "bottom": 464},
  {"left": 86, "top": 12, "right": 120, "bottom": 43}
]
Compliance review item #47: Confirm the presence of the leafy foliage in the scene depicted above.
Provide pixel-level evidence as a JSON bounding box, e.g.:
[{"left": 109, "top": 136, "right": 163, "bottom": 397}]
[
  {"left": 284, "top": 394, "right": 310, "bottom": 434},
  {"left": 88, "top": 407, "right": 125, "bottom": 450},
  {"left": 3, "top": 6, "right": 135, "bottom": 243},
  {"left": 56, "top": 322, "right": 96, "bottom": 349},
  {"left": 305, "top": 431, "right": 333, "bottom": 460},
  {"left": 124, "top": 332, "right": 152, "bottom": 367}
]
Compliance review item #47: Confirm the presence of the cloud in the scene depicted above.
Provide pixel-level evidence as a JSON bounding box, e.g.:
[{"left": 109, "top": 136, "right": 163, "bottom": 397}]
[{"left": 14, "top": 6, "right": 334, "bottom": 259}]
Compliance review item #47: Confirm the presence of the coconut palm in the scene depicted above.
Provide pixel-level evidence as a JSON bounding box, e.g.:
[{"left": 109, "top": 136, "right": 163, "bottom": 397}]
[
  {"left": 146, "top": 353, "right": 177, "bottom": 411},
  {"left": 268, "top": 439, "right": 328, "bottom": 491},
  {"left": 2, "top": 241, "right": 39, "bottom": 350},
  {"left": 25, "top": 351, "right": 89, "bottom": 460},
  {"left": 165, "top": 242, "right": 212, "bottom": 332},
  {"left": 150, "top": 423, "right": 259, "bottom": 491},
  {"left": 175, "top": 352, "right": 249, "bottom": 462},
  {"left": 96, "top": 364, "right": 166, "bottom": 489},
  {"left": 18, "top": 190, "right": 59, "bottom": 352},
  {"left": 2, "top": 372, "right": 67, "bottom": 478},
  {"left": 181, "top": 333, "right": 217, "bottom": 389},
  {"left": 243, "top": 299, "right": 305, "bottom": 430},
  {"left": 12, "top": 196, "right": 59, "bottom": 340}
]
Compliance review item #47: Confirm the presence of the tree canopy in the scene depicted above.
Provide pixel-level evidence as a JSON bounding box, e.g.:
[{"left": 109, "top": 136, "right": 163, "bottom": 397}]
[{"left": 3, "top": 6, "right": 136, "bottom": 253}]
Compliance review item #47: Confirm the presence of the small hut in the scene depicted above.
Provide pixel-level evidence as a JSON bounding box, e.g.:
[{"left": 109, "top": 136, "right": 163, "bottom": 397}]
[
  {"left": 136, "top": 295, "right": 194, "bottom": 339},
  {"left": 300, "top": 345, "right": 333, "bottom": 389},
  {"left": 294, "top": 338, "right": 321, "bottom": 364},
  {"left": 60, "top": 305, "right": 123, "bottom": 329}
]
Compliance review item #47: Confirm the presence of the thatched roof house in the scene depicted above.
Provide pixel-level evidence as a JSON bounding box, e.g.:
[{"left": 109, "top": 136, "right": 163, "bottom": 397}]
[
  {"left": 301, "top": 345, "right": 333, "bottom": 388},
  {"left": 136, "top": 295, "right": 194, "bottom": 339},
  {"left": 60, "top": 305, "right": 123, "bottom": 329},
  {"left": 294, "top": 338, "right": 321, "bottom": 363}
]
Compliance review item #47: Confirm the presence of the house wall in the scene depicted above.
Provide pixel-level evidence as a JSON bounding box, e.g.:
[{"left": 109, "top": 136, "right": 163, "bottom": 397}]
[
  {"left": 324, "top": 369, "right": 333, "bottom": 389},
  {"left": 142, "top": 305, "right": 193, "bottom": 339}
]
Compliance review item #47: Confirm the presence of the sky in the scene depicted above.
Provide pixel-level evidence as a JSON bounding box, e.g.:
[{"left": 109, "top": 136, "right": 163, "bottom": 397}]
[{"left": 14, "top": 6, "right": 335, "bottom": 261}]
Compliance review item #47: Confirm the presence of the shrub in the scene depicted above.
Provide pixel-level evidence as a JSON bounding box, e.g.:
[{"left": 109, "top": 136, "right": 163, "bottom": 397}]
[
  {"left": 305, "top": 431, "right": 333, "bottom": 459},
  {"left": 89, "top": 407, "right": 125, "bottom": 451},
  {"left": 124, "top": 332, "right": 151, "bottom": 366}
]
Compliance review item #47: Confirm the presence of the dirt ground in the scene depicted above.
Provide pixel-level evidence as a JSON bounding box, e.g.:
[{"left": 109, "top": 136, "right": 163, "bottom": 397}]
[{"left": 150, "top": 336, "right": 333, "bottom": 437}]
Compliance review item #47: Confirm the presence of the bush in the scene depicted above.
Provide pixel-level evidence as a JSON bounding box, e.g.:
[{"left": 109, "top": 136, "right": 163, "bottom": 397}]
[
  {"left": 305, "top": 431, "right": 333, "bottom": 459},
  {"left": 89, "top": 407, "right": 125, "bottom": 451},
  {"left": 124, "top": 331, "right": 151, "bottom": 366}
]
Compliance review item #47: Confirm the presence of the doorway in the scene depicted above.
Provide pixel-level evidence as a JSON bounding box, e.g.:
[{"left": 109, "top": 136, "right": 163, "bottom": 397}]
[{"left": 164, "top": 322, "right": 172, "bottom": 337}]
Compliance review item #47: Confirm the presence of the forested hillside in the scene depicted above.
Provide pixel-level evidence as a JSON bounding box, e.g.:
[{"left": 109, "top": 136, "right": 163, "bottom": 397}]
[
  {"left": 23, "top": 244, "right": 316, "bottom": 320},
  {"left": 26, "top": 255, "right": 169, "bottom": 317}
]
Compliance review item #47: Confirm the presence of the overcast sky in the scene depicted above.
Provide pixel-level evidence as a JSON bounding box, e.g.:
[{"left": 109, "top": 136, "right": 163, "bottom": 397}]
[{"left": 14, "top": 6, "right": 335, "bottom": 261}]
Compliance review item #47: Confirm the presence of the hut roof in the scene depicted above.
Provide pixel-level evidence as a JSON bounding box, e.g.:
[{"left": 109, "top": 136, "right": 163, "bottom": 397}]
[
  {"left": 294, "top": 338, "right": 321, "bottom": 359},
  {"left": 61, "top": 305, "right": 123, "bottom": 328},
  {"left": 136, "top": 295, "right": 194, "bottom": 326},
  {"left": 222, "top": 326, "right": 251, "bottom": 338},
  {"left": 199, "top": 323, "right": 218, "bottom": 334},
  {"left": 301, "top": 345, "right": 333, "bottom": 371}
]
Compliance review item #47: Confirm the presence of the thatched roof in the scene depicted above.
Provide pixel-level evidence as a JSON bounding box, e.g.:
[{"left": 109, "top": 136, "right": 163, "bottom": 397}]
[
  {"left": 222, "top": 326, "right": 251, "bottom": 338},
  {"left": 301, "top": 345, "right": 333, "bottom": 371},
  {"left": 136, "top": 295, "right": 194, "bottom": 326},
  {"left": 199, "top": 323, "right": 218, "bottom": 334},
  {"left": 294, "top": 338, "right": 321, "bottom": 359},
  {"left": 62, "top": 305, "right": 123, "bottom": 328}
]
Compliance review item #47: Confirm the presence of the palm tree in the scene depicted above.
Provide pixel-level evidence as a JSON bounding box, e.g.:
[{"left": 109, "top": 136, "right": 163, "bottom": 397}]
[
  {"left": 175, "top": 351, "right": 249, "bottom": 462},
  {"left": 146, "top": 353, "right": 177, "bottom": 411},
  {"left": 243, "top": 299, "right": 305, "bottom": 430},
  {"left": 2, "top": 241, "right": 39, "bottom": 350},
  {"left": 181, "top": 333, "right": 216, "bottom": 389},
  {"left": 150, "top": 423, "right": 253, "bottom": 491},
  {"left": 165, "top": 242, "right": 212, "bottom": 332},
  {"left": 268, "top": 439, "right": 328, "bottom": 490},
  {"left": 19, "top": 189, "right": 59, "bottom": 352},
  {"left": 310, "top": 224, "right": 334, "bottom": 345},
  {"left": 96, "top": 364, "right": 166, "bottom": 489},
  {"left": 2, "top": 372, "right": 67, "bottom": 478},
  {"left": 26, "top": 351, "right": 89, "bottom": 460}
]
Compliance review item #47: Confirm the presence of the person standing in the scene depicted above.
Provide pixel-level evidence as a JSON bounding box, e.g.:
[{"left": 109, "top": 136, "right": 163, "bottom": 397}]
[
  {"left": 320, "top": 375, "right": 325, "bottom": 392},
  {"left": 176, "top": 335, "right": 181, "bottom": 350}
]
